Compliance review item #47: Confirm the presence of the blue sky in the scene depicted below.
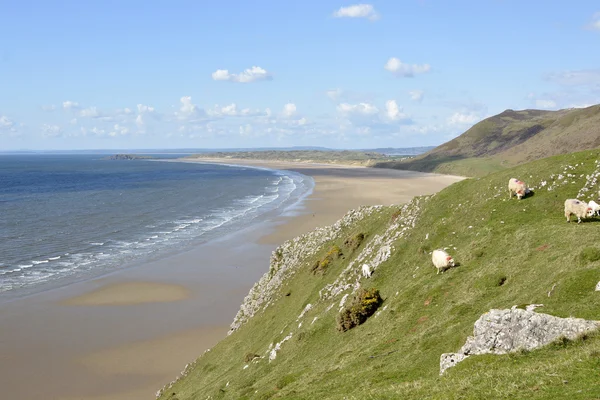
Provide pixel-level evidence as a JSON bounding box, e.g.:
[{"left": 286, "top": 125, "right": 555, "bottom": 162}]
[{"left": 1, "top": 1, "right": 599, "bottom": 150}]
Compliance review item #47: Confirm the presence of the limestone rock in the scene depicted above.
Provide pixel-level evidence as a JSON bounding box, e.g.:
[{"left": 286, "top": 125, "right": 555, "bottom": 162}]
[
  {"left": 440, "top": 308, "right": 600, "bottom": 374},
  {"left": 439, "top": 353, "right": 470, "bottom": 375},
  {"left": 595, "top": 281, "right": 600, "bottom": 291}
]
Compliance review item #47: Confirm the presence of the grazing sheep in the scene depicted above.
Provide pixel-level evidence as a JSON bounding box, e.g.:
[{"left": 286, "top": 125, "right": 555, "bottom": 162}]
[
  {"left": 361, "top": 264, "right": 373, "bottom": 278},
  {"left": 564, "top": 199, "right": 594, "bottom": 223},
  {"left": 508, "top": 178, "right": 528, "bottom": 200},
  {"left": 589, "top": 200, "right": 600, "bottom": 216},
  {"left": 432, "top": 249, "right": 455, "bottom": 274}
]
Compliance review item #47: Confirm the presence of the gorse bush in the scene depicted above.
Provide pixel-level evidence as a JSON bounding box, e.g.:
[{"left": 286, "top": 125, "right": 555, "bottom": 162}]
[
  {"left": 311, "top": 245, "right": 343, "bottom": 275},
  {"left": 337, "top": 288, "right": 383, "bottom": 332},
  {"left": 344, "top": 232, "right": 365, "bottom": 251},
  {"left": 244, "top": 352, "right": 260, "bottom": 362}
]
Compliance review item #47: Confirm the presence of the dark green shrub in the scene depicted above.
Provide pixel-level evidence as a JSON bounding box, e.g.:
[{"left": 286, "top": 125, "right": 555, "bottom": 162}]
[
  {"left": 579, "top": 247, "right": 600, "bottom": 265},
  {"left": 311, "top": 245, "right": 343, "bottom": 275},
  {"left": 337, "top": 288, "right": 383, "bottom": 332},
  {"left": 344, "top": 233, "right": 365, "bottom": 251},
  {"left": 244, "top": 352, "right": 260, "bottom": 362}
]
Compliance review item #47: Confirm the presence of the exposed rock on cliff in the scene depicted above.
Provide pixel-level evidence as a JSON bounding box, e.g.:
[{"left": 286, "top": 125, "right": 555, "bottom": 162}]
[
  {"left": 440, "top": 308, "right": 600, "bottom": 374},
  {"left": 228, "top": 205, "right": 382, "bottom": 334}
]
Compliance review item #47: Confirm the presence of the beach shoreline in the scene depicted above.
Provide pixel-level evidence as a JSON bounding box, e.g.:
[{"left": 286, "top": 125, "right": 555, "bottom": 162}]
[{"left": 0, "top": 160, "right": 464, "bottom": 400}]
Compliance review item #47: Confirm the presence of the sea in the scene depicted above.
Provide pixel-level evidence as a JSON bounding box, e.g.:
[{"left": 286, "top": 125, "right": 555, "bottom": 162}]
[{"left": 0, "top": 154, "right": 313, "bottom": 298}]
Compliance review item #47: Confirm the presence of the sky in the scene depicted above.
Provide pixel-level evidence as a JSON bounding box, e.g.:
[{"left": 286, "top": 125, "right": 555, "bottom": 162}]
[{"left": 1, "top": 1, "right": 599, "bottom": 150}]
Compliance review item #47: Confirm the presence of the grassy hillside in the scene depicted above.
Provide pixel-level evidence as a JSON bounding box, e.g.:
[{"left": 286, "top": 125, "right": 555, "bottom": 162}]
[
  {"left": 186, "top": 150, "right": 402, "bottom": 166},
  {"left": 374, "top": 105, "right": 600, "bottom": 177},
  {"left": 159, "top": 150, "right": 600, "bottom": 400}
]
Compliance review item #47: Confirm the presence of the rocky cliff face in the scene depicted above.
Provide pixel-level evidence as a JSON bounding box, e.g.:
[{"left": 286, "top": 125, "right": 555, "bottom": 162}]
[
  {"left": 228, "top": 194, "right": 431, "bottom": 335},
  {"left": 228, "top": 205, "right": 384, "bottom": 334}
]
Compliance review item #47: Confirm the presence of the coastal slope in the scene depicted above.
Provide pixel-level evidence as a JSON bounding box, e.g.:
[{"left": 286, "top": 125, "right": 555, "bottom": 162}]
[
  {"left": 158, "top": 149, "right": 600, "bottom": 399},
  {"left": 374, "top": 104, "right": 600, "bottom": 177}
]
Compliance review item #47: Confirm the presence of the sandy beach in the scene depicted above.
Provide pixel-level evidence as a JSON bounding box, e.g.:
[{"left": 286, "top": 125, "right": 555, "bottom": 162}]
[{"left": 0, "top": 160, "right": 464, "bottom": 400}]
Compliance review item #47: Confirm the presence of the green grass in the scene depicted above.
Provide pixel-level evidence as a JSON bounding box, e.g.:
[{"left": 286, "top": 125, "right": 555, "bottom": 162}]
[{"left": 159, "top": 149, "right": 600, "bottom": 400}]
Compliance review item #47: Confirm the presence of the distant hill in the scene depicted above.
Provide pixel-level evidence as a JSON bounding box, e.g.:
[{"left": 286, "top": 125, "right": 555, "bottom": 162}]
[
  {"left": 362, "top": 146, "right": 436, "bottom": 156},
  {"left": 374, "top": 104, "right": 600, "bottom": 177}
]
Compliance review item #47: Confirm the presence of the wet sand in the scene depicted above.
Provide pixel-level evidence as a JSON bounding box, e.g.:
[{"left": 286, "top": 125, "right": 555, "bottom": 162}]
[
  {"left": 0, "top": 160, "right": 464, "bottom": 400},
  {"left": 62, "top": 282, "right": 191, "bottom": 306}
]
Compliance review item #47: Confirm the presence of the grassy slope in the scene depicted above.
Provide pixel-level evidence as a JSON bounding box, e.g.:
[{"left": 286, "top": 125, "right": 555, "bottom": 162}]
[
  {"left": 186, "top": 150, "right": 402, "bottom": 166},
  {"left": 374, "top": 105, "right": 600, "bottom": 177},
  {"left": 160, "top": 150, "right": 600, "bottom": 400}
]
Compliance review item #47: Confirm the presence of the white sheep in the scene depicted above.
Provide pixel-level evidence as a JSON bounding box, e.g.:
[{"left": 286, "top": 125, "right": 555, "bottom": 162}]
[
  {"left": 564, "top": 199, "right": 594, "bottom": 223},
  {"left": 361, "top": 263, "right": 373, "bottom": 278},
  {"left": 508, "top": 178, "right": 528, "bottom": 200},
  {"left": 588, "top": 200, "right": 600, "bottom": 216},
  {"left": 432, "top": 249, "right": 455, "bottom": 274}
]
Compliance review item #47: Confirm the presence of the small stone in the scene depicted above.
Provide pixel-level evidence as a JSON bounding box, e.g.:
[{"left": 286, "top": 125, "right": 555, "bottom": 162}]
[{"left": 596, "top": 281, "right": 600, "bottom": 291}]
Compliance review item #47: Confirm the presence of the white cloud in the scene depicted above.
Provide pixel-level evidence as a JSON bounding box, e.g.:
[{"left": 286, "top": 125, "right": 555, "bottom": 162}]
[
  {"left": 408, "top": 90, "right": 424, "bottom": 102},
  {"left": 535, "top": 99, "right": 557, "bottom": 109},
  {"left": 62, "top": 101, "right": 80, "bottom": 110},
  {"left": 137, "top": 104, "right": 155, "bottom": 114},
  {"left": 211, "top": 66, "right": 272, "bottom": 83},
  {"left": 41, "top": 124, "right": 62, "bottom": 137},
  {"left": 337, "top": 102, "right": 379, "bottom": 116},
  {"left": 176, "top": 96, "right": 204, "bottom": 119},
  {"left": 282, "top": 103, "right": 297, "bottom": 118},
  {"left": 42, "top": 105, "right": 56, "bottom": 112},
  {"left": 70, "top": 118, "right": 78, "bottom": 125},
  {"left": 79, "top": 106, "right": 101, "bottom": 118},
  {"left": 569, "top": 103, "right": 595, "bottom": 109},
  {"left": 585, "top": 12, "right": 600, "bottom": 30},
  {"left": 206, "top": 103, "right": 267, "bottom": 118},
  {"left": 135, "top": 114, "right": 144, "bottom": 127},
  {"left": 326, "top": 88, "right": 342, "bottom": 101},
  {"left": 333, "top": 4, "right": 379, "bottom": 20},
  {"left": 109, "top": 124, "right": 129, "bottom": 137},
  {"left": 90, "top": 127, "right": 105, "bottom": 136},
  {"left": 0, "top": 115, "right": 14, "bottom": 128},
  {"left": 385, "top": 57, "right": 431, "bottom": 77},
  {"left": 447, "top": 112, "right": 481, "bottom": 125},
  {"left": 384, "top": 100, "right": 409, "bottom": 121},
  {"left": 239, "top": 124, "right": 253, "bottom": 136}
]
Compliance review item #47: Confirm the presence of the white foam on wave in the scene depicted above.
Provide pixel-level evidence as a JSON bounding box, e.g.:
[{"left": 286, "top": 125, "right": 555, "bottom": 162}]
[
  {"left": 48, "top": 256, "right": 61, "bottom": 261},
  {"left": 32, "top": 260, "right": 49, "bottom": 265}
]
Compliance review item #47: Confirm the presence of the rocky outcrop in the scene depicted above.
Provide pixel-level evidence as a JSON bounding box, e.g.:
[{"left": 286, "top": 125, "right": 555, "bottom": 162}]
[
  {"left": 440, "top": 308, "right": 600, "bottom": 375},
  {"left": 319, "top": 195, "right": 429, "bottom": 301},
  {"left": 228, "top": 205, "right": 382, "bottom": 334}
]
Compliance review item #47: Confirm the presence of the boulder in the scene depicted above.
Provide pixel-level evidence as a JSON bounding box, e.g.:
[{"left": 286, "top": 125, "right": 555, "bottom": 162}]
[{"left": 440, "top": 308, "right": 600, "bottom": 374}]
